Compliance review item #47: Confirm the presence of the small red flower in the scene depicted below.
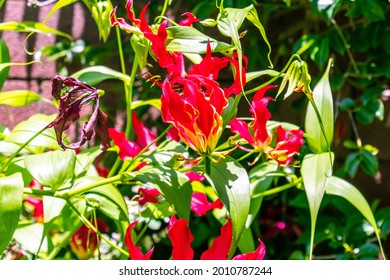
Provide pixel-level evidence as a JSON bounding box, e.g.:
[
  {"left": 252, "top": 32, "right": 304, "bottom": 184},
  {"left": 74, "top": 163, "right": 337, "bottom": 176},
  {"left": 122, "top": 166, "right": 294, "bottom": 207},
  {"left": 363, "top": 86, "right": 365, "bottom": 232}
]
[
  {"left": 108, "top": 112, "right": 157, "bottom": 162},
  {"left": 137, "top": 187, "right": 161, "bottom": 206},
  {"left": 190, "top": 192, "right": 223, "bottom": 216},
  {"left": 229, "top": 85, "right": 304, "bottom": 165},
  {"left": 233, "top": 239, "right": 266, "bottom": 260},
  {"left": 70, "top": 218, "right": 109, "bottom": 259}
]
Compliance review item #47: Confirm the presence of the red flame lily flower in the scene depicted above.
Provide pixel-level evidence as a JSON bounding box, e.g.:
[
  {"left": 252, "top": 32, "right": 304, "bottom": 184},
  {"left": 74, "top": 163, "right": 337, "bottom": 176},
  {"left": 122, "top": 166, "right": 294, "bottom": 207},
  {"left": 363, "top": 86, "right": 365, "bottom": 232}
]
[
  {"left": 111, "top": 1, "right": 247, "bottom": 156},
  {"left": 229, "top": 85, "right": 304, "bottom": 165},
  {"left": 190, "top": 192, "right": 223, "bottom": 216}
]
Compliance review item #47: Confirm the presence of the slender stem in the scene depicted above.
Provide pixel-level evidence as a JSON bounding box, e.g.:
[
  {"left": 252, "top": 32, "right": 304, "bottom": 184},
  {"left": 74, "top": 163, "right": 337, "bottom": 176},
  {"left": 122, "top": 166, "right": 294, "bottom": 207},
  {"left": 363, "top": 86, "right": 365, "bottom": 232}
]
[
  {"left": 47, "top": 220, "right": 82, "bottom": 260},
  {"left": 66, "top": 199, "right": 129, "bottom": 258},
  {"left": 0, "top": 125, "right": 47, "bottom": 173},
  {"left": 158, "top": 0, "right": 170, "bottom": 23},
  {"left": 331, "top": 18, "right": 359, "bottom": 74},
  {"left": 252, "top": 178, "right": 302, "bottom": 198},
  {"left": 57, "top": 173, "right": 130, "bottom": 199},
  {"left": 347, "top": 111, "right": 362, "bottom": 148}
]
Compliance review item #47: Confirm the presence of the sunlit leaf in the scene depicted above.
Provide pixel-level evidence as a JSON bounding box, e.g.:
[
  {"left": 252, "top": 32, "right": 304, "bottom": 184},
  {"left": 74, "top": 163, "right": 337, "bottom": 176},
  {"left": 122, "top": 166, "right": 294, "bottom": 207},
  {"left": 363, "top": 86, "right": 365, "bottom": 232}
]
[
  {"left": 131, "top": 99, "right": 161, "bottom": 111},
  {"left": 73, "top": 176, "right": 129, "bottom": 222},
  {"left": 0, "top": 173, "right": 24, "bottom": 254},
  {"left": 42, "top": 0, "right": 78, "bottom": 24},
  {"left": 305, "top": 59, "right": 334, "bottom": 153},
  {"left": 0, "top": 90, "right": 42, "bottom": 107},
  {"left": 207, "top": 156, "right": 250, "bottom": 257},
  {"left": 24, "top": 149, "right": 76, "bottom": 191},
  {"left": 134, "top": 165, "right": 193, "bottom": 221},
  {"left": 0, "top": 21, "right": 72, "bottom": 41},
  {"left": 71, "top": 66, "right": 131, "bottom": 86},
  {"left": 0, "top": 39, "right": 10, "bottom": 91},
  {"left": 166, "top": 26, "right": 233, "bottom": 54},
  {"left": 301, "top": 152, "right": 333, "bottom": 259},
  {"left": 5, "top": 114, "right": 60, "bottom": 152}
]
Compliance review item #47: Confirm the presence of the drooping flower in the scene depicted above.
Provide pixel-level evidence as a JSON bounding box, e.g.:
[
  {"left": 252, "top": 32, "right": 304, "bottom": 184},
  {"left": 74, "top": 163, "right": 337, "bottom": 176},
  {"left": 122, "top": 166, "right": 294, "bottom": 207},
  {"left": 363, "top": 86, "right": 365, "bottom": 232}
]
[
  {"left": 229, "top": 85, "right": 304, "bottom": 165},
  {"left": 125, "top": 221, "right": 154, "bottom": 260},
  {"left": 47, "top": 75, "right": 111, "bottom": 151}
]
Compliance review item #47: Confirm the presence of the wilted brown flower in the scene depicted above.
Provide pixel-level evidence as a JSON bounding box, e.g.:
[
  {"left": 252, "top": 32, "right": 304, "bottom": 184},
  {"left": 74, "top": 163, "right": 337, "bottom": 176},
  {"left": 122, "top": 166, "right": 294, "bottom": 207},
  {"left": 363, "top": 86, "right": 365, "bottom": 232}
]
[{"left": 47, "top": 75, "right": 111, "bottom": 151}]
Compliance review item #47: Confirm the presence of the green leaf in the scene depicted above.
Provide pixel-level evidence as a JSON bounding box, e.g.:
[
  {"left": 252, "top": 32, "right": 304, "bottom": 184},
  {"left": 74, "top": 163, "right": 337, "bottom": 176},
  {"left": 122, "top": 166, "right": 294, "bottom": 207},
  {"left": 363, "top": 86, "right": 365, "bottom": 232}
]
[
  {"left": 24, "top": 149, "right": 76, "bottom": 191},
  {"left": 166, "top": 26, "right": 233, "bottom": 54},
  {"left": 325, "top": 176, "right": 383, "bottom": 255},
  {"left": 74, "top": 176, "right": 129, "bottom": 222},
  {"left": 74, "top": 146, "right": 102, "bottom": 177},
  {"left": 43, "top": 195, "right": 67, "bottom": 224},
  {"left": 0, "top": 90, "right": 42, "bottom": 107},
  {"left": 13, "top": 223, "right": 52, "bottom": 256},
  {"left": 134, "top": 165, "right": 193, "bottom": 221},
  {"left": 5, "top": 114, "right": 60, "bottom": 152},
  {"left": 301, "top": 152, "right": 334, "bottom": 259},
  {"left": 42, "top": 0, "right": 78, "bottom": 24},
  {"left": 0, "top": 173, "right": 24, "bottom": 255},
  {"left": 0, "top": 21, "right": 72, "bottom": 41},
  {"left": 131, "top": 99, "right": 161, "bottom": 111},
  {"left": 207, "top": 156, "right": 250, "bottom": 257},
  {"left": 71, "top": 66, "right": 131, "bottom": 86},
  {"left": 0, "top": 39, "right": 10, "bottom": 91},
  {"left": 304, "top": 59, "right": 334, "bottom": 153},
  {"left": 142, "top": 140, "right": 188, "bottom": 168},
  {"left": 5, "top": 158, "right": 33, "bottom": 187},
  {"left": 360, "top": 149, "right": 379, "bottom": 177}
]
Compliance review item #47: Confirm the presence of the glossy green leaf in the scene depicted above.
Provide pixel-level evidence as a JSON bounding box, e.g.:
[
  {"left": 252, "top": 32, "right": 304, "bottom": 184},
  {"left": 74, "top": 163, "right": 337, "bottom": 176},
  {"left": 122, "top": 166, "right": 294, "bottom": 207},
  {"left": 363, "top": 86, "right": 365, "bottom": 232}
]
[
  {"left": 0, "top": 21, "right": 72, "bottom": 41},
  {"left": 134, "top": 165, "right": 193, "bottom": 221},
  {"left": 304, "top": 59, "right": 334, "bottom": 153},
  {"left": 5, "top": 158, "right": 33, "bottom": 187},
  {"left": 142, "top": 140, "right": 188, "bottom": 168},
  {"left": 5, "top": 114, "right": 60, "bottom": 152},
  {"left": 0, "top": 173, "right": 24, "bottom": 255},
  {"left": 131, "top": 99, "right": 161, "bottom": 111},
  {"left": 13, "top": 223, "right": 51, "bottom": 256},
  {"left": 43, "top": 195, "right": 67, "bottom": 224},
  {"left": 0, "top": 90, "right": 42, "bottom": 107},
  {"left": 24, "top": 149, "right": 76, "bottom": 191},
  {"left": 0, "top": 39, "right": 10, "bottom": 91},
  {"left": 74, "top": 146, "right": 102, "bottom": 177},
  {"left": 71, "top": 66, "right": 131, "bottom": 86},
  {"left": 301, "top": 152, "right": 333, "bottom": 259},
  {"left": 207, "top": 156, "right": 250, "bottom": 257},
  {"left": 166, "top": 26, "right": 233, "bottom": 54},
  {"left": 42, "top": 0, "right": 78, "bottom": 24},
  {"left": 73, "top": 176, "right": 129, "bottom": 222}
]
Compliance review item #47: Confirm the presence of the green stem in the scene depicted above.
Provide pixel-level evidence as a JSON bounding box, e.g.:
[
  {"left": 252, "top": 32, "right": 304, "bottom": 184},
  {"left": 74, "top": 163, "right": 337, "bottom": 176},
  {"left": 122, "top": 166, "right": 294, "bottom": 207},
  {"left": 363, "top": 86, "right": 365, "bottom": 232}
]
[
  {"left": 0, "top": 125, "right": 47, "bottom": 174},
  {"left": 158, "top": 0, "right": 170, "bottom": 23},
  {"left": 66, "top": 199, "right": 129, "bottom": 258},
  {"left": 252, "top": 178, "right": 302, "bottom": 198},
  {"left": 57, "top": 173, "right": 131, "bottom": 199}
]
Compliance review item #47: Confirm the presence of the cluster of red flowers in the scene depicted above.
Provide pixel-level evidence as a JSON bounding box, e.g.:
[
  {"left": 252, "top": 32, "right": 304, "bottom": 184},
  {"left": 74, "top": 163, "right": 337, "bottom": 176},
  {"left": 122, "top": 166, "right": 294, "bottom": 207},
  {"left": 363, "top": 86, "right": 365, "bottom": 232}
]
[{"left": 106, "top": 0, "right": 306, "bottom": 260}]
